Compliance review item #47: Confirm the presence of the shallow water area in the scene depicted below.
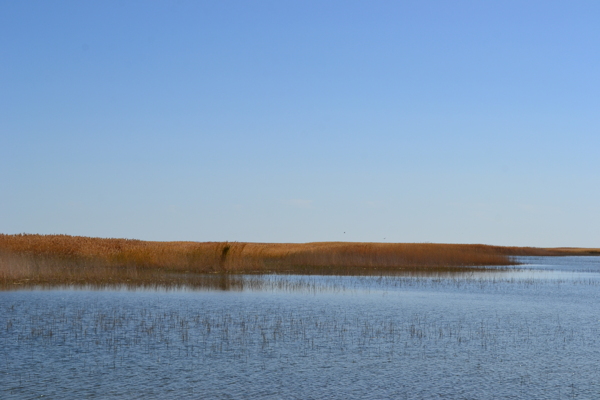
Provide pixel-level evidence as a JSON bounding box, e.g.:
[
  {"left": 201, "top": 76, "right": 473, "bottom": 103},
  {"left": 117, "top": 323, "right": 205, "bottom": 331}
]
[
  {"left": 2, "top": 256, "right": 600, "bottom": 399},
  {"left": 503, "top": 255, "right": 600, "bottom": 281}
]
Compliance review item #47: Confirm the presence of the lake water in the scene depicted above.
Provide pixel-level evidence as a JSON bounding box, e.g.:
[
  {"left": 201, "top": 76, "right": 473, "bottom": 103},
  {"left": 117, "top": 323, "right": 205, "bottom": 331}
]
[{"left": 2, "top": 256, "right": 600, "bottom": 399}]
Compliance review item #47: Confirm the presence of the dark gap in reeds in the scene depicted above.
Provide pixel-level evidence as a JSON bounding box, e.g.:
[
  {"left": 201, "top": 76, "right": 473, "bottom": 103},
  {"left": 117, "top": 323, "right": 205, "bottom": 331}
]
[
  {"left": 1, "top": 233, "right": 595, "bottom": 289},
  {"left": 220, "top": 244, "right": 230, "bottom": 268}
]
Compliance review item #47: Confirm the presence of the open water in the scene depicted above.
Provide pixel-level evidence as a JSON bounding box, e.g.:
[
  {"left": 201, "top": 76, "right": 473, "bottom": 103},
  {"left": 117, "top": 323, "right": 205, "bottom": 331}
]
[{"left": 2, "top": 256, "right": 600, "bottom": 399}]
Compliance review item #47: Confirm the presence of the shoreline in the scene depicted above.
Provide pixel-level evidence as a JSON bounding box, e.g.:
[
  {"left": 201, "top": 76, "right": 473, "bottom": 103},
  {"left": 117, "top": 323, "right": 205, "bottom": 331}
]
[{"left": 1, "top": 234, "right": 597, "bottom": 288}]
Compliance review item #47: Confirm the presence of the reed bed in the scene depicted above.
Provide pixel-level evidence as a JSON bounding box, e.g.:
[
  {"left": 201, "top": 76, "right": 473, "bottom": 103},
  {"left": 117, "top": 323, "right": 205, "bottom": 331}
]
[{"left": 1, "top": 234, "right": 594, "bottom": 288}]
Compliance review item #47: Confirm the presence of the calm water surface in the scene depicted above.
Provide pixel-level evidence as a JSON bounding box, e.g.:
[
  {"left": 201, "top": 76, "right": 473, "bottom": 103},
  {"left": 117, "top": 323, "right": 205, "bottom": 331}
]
[{"left": 2, "top": 256, "right": 600, "bottom": 399}]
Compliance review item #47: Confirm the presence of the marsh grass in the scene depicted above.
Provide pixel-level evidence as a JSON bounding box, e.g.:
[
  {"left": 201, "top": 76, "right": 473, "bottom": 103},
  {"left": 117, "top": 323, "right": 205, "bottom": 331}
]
[{"left": 1, "top": 234, "right": 592, "bottom": 288}]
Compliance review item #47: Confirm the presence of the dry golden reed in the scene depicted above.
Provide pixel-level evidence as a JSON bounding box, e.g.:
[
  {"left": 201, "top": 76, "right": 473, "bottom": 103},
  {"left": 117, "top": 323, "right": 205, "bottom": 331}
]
[{"left": 1, "top": 234, "right": 596, "bottom": 287}]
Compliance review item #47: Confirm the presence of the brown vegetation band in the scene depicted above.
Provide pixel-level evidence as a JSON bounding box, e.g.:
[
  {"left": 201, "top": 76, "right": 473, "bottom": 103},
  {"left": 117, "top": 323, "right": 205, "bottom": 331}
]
[{"left": 1, "top": 234, "right": 596, "bottom": 287}]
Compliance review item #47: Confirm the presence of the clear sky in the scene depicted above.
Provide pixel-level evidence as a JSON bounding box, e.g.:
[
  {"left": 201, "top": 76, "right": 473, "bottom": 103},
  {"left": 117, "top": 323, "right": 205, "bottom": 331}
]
[{"left": 1, "top": 1, "right": 599, "bottom": 246}]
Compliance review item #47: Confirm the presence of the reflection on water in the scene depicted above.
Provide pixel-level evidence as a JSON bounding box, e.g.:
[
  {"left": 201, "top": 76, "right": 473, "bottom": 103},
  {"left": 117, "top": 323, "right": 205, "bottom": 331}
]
[
  {"left": 2, "top": 266, "right": 517, "bottom": 292},
  {"left": 5, "top": 256, "right": 600, "bottom": 293},
  {"left": 2, "top": 256, "right": 600, "bottom": 399},
  {"left": 516, "top": 255, "right": 600, "bottom": 272},
  {"left": 6, "top": 266, "right": 600, "bottom": 294}
]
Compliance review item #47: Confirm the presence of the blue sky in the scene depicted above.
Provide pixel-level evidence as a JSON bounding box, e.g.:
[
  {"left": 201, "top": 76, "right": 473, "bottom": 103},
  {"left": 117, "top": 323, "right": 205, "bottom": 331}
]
[{"left": 1, "top": 1, "right": 599, "bottom": 246}]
